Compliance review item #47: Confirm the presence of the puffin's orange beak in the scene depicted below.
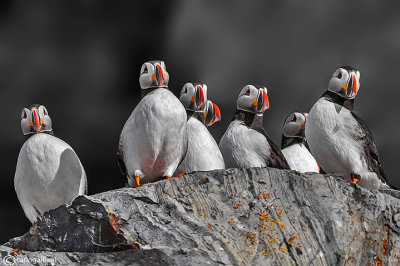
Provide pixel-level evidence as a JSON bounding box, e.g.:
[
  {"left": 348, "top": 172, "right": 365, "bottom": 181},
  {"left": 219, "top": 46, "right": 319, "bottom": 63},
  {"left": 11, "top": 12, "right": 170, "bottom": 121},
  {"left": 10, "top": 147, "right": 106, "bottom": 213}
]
[
  {"left": 263, "top": 89, "right": 269, "bottom": 110},
  {"left": 258, "top": 89, "right": 269, "bottom": 112},
  {"left": 196, "top": 85, "right": 205, "bottom": 108},
  {"left": 156, "top": 64, "right": 165, "bottom": 86},
  {"left": 209, "top": 102, "right": 221, "bottom": 125},
  {"left": 348, "top": 73, "right": 358, "bottom": 98},
  {"left": 33, "top": 109, "right": 40, "bottom": 132}
]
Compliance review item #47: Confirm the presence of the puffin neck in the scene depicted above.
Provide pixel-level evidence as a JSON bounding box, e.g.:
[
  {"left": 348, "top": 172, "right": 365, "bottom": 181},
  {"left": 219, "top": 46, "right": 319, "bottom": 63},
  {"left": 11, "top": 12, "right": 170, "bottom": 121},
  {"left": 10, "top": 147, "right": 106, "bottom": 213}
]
[
  {"left": 187, "top": 110, "right": 205, "bottom": 124},
  {"left": 25, "top": 130, "right": 55, "bottom": 140},
  {"left": 281, "top": 135, "right": 305, "bottom": 149},
  {"left": 322, "top": 90, "right": 354, "bottom": 111},
  {"left": 141, "top": 86, "right": 169, "bottom": 98},
  {"left": 233, "top": 109, "right": 260, "bottom": 128}
]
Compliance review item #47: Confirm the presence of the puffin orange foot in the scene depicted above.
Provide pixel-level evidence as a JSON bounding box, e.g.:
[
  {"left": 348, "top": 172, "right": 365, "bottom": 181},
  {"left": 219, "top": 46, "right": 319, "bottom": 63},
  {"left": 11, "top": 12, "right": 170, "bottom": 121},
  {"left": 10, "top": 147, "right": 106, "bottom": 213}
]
[
  {"left": 133, "top": 176, "right": 143, "bottom": 188},
  {"left": 174, "top": 172, "right": 185, "bottom": 177},
  {"left": 11, "top": 248, "right": 23, "bottom": 256},
  {"left": 351, "top": 173, "right": 361, "bottom": 184}
]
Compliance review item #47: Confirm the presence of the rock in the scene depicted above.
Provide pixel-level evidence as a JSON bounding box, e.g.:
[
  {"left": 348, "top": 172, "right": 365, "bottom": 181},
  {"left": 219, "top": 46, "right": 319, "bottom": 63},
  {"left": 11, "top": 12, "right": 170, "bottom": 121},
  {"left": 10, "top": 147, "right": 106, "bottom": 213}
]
[{"left": 2, "top": 167, "right": 400, "bottom": 265}]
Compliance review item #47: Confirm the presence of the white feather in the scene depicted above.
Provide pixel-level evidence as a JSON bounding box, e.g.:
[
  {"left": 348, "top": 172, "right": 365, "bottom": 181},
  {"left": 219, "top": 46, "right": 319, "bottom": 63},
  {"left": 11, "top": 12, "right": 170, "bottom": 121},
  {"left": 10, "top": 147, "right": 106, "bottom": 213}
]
[
  {"left": 175, "top": 117, "right": 224, "bottom": 174},
  {"left": 282, "top": 143, "right": 319, "bottom": 173},
  {"left": 219, "top": 120, "right": 270, "bottom": 168},
  {"left": 14, "top": 133, "right": 87, "bottom": 223},
  {"left": 119, "top": 88, "right": 187, "bottom": 184}
]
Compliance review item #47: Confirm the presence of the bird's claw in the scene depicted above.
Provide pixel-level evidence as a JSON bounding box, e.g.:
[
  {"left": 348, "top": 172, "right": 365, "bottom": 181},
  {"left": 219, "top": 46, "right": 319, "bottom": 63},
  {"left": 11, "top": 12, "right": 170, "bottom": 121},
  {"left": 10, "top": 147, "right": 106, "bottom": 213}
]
[
  {"left": 174, "top": 172, "right": 185, "bottom": 177},
  {"left": 133, "top": 176, "right": 143, "bottom": 188},
  {"left": 351, "top": 173, "right": 361, "bottom": 184}
]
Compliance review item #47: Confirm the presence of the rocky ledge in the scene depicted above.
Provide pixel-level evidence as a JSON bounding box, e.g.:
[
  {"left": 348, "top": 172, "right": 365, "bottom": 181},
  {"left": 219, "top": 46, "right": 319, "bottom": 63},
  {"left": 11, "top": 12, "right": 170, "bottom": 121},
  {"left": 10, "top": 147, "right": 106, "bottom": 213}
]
[{"left": 2, "top": 168, "right": 400, "bottom": 265}]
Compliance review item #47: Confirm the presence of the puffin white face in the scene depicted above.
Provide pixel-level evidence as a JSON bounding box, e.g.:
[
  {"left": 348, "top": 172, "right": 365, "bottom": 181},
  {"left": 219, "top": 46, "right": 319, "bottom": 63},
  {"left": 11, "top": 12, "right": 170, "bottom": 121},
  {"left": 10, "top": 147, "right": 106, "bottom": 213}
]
[
  {"left": 283, "top": 112, "right": 307, "bottom": 138},
  {"left": 237, "top": 85, "right": 269, "bottom": 114},
  {"left": 139, "top": 60, "right": 170, "bottom": 89},
  {"left": 204, "top": 100, "right": 221, "bottom": 127},
  {"left": 328, "top": 66, "right": 360, "bottom": 99},
  {"left": 179, "top": 83, "right": 207, "bottom": 111},
  {"left": 21, "top": 104, "right": 52, "bottom": 136}
]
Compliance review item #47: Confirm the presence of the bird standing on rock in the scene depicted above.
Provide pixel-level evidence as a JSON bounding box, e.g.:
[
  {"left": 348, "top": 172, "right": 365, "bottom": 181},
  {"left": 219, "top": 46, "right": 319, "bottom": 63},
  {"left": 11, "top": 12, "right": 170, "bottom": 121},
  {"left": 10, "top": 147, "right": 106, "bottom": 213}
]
[
  {"left": 306, "top": 66, "right": 392, "bottom": 189},
  {"left": 174, "top": 83, "right": 225, "bottom": 175},
  {"left": 281, "top": 112, "right": 319, "bottom": 173},
  {"left": 219, "top": 85, "right": 290, "bottom": 169},
  {"left": 14, "top": 104, "right": 87, "bottom": 223},
  {"left": 118, "top": 60, "right": 188, "bottom": 187}
]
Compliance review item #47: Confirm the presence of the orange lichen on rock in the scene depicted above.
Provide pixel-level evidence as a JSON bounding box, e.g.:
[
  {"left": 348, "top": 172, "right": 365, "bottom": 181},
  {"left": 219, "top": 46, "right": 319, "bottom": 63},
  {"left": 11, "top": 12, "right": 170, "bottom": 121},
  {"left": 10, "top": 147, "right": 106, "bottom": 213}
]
[
  {"left": 208, "top": 223, "right": 213, "bottom": 229},
  {"left": 273, "top": 220, "right": 285, "bottom": 229},
  {"left": 382, "top": 225, "right": 389, "bottom": 255},
  {"left": 130, "top": 243, "right": 139, "bottom": 249},
  {"left": 275, "top": 205, "right": 284, "bottom": 218},
  {"left": 246, "top": 232, "right": 258, "bottom": 245},
  {"left": 234, "top": 202, "right": 243, "bottom": 209},
  {"left": 374, "top": 255, "right": 383, "bottom": 266},
  {"left": 108, "top": 212, "right": 120, "bottom": 232},
  {"left": 258, "top": 210, "right": 270, "bottom": 222}
]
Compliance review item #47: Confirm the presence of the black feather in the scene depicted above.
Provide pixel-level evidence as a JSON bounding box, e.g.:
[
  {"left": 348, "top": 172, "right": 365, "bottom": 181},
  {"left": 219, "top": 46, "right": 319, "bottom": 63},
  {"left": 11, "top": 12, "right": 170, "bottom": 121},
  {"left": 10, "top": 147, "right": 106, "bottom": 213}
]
[{"left": 351, "top": 112, "right": 395, "bottom": 189}]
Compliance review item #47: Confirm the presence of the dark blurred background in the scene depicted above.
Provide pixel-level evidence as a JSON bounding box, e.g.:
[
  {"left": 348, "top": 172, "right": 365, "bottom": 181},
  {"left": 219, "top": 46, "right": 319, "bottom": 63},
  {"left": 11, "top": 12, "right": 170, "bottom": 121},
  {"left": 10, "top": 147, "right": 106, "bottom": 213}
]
[{"left": 1, "top": 1, "right": 399, "bottom": 243}]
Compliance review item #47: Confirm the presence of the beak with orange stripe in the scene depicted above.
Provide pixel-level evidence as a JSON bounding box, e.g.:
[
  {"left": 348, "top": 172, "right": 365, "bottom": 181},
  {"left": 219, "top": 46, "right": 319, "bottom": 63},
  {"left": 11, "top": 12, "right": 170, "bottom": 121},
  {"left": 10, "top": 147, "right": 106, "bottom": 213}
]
[
  {"left": 328, "top": 66, "right": 360, "bottom": 99},
  {"left": 204, "top": 100, "right": 221, "bottom": 127},
  {"left": 237, "top": 85, "right": 270, "bottom": 114},
  {"left": 179, "top": 83, "right": 208, "bottom": 111},
  {"left": 21, "top": 104, "right": 53, "bottom": 136},
  {"left": 139, "top": 60, "right": 170, "bottom": 89}
]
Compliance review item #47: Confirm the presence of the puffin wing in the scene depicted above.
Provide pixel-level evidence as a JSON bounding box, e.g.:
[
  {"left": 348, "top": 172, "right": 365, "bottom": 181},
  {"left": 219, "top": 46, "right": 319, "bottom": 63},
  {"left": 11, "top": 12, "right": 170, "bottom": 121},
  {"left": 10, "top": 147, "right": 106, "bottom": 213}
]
[
  {"left": 351, "top": 112, "right": 393, "bottom": 188},
  {"left": 266, "top": 135, "right": 291, "bottom": 170},
  {"left": 250, "top": 116, "right": 290, "bottom": 170},
  {"left": 117, "top": 141, "right": 128, "bottom": 178}
]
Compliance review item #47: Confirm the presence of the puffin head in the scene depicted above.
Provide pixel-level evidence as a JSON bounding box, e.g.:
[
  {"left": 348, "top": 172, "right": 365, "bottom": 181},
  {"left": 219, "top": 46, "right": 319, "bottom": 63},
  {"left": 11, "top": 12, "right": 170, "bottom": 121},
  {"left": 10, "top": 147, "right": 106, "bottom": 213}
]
[
  {"left": 21, "top": 104, "right": 53, "bottom": 136},
  {"left": 282, "top": 112, "right": 307, "bottom": 139},
  {"left": 328, "top": 66, "right": 360, "bottom": 99},
  {"left": 179, "top": 83, "right": 207, "bottom": 111},
  {"left": 139, "top": 60, "right": 169, "bottom": 89},
  {"left": 204, "top": 100, "right": 221, "bottom": 127},
  {"left": 237, "top": 85, "right": 269, "bottom": 114}
]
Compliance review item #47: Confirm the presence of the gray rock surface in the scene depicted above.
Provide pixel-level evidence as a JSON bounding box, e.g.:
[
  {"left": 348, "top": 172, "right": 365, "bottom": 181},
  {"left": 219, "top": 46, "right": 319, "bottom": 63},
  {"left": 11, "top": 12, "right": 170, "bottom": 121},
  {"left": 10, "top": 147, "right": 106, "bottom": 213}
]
[{"left": 2, "top": 167, "right": 400, "bottom": 265}]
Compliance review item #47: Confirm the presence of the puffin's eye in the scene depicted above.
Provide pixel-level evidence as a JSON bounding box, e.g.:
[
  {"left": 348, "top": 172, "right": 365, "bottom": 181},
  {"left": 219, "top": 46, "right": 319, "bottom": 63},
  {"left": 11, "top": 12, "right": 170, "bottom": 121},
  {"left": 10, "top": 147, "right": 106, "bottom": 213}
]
[
  {"left": 245, "top": 89, "right": 251, "bottom": 95},
  {"left": 337, "top": 72, "right": 342, "bottom": 79},
  {"left": 43, "top": 107, "right": 47, "bottom": 115},
  {"left": 143, "top": 66, "right": 148, "bottom": 74},
  {"left": 21, "top": 110, "right": 27, "bottom": 119},
  {"left": 291, "top": 115, "right": 297, "bottom": 122}
]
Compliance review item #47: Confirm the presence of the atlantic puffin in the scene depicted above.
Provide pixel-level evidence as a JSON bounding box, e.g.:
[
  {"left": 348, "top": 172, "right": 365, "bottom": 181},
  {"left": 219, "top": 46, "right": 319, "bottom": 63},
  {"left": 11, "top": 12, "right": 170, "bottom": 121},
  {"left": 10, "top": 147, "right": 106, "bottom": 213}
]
[
  {"left": 219, "top": 85, "right": 289, "bottom": 169},
  {"left": 14, "top": 104, "right": 87, "bottom": 223},
  {"left": 174, "top": 83, "right": 224, "bottom": 174},
  {"left": 306, "top": 66, "right": 392, "bottom": 189},
  {"left": 118, "top": 60, "right": 188, "bottom": 187},
  {"left": 281, "top": 112, "right": 319, "bottom": 173}
]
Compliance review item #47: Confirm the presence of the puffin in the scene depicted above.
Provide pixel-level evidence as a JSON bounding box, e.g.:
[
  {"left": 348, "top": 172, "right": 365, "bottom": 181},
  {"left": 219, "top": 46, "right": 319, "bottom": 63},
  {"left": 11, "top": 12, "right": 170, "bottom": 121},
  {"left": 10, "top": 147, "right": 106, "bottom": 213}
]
[
  {"left": 118, "top": 60, "right": 188, "bottom": 187},
  {"left": 281, "top": 112, "right": 319, "bottom": 173},
  {"left": 15, "top": 104, "right": 87, "bottom": 223},
  {"left": 306, "top": 66, "right": 392, "bottom": 189},
  {"left": 219, "top": 85, "right": 289, "bottom": 169},
  {"left": 174, "top": 83, "right": 224, "bottom": 175}
]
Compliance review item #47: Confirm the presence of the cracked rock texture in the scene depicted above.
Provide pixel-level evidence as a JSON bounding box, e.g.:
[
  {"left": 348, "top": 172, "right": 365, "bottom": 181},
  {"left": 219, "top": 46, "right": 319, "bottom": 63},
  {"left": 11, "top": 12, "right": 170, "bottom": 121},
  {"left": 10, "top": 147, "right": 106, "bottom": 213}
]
[{"left": 2, "top": 167, "right": 400, "bottom": 265}]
